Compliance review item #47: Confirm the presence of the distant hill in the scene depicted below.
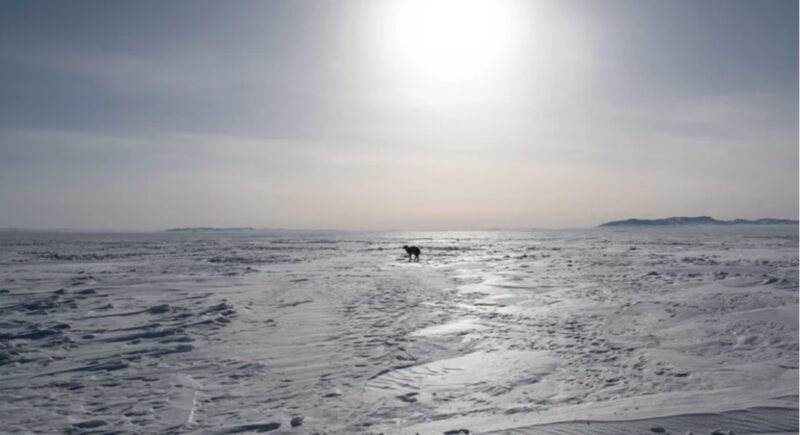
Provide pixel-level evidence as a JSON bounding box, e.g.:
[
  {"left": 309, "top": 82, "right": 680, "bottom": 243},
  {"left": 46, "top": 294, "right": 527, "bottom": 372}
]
[
  {"left": 164, "top": 227, "right": 256, "bottom": 233},
  {"left": 599, "top": 216, "right": 798, "bottom": 227}
]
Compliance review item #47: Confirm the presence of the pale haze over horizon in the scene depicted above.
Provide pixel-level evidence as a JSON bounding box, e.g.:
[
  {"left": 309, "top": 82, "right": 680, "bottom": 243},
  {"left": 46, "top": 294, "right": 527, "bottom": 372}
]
[{"left": 0, "top": 0, "right": 797, "bottom": 231}]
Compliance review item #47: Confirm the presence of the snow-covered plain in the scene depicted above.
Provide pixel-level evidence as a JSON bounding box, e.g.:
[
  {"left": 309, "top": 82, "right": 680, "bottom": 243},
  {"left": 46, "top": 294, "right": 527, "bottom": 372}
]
[{"left": 0, "top": 226, "right": 797, "bottom": 434}]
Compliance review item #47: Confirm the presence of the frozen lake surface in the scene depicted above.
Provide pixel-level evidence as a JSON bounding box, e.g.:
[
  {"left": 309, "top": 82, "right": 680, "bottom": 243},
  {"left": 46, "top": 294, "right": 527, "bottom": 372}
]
[{"left": 0, "top": 227, "right": 797, "bottom": 434}]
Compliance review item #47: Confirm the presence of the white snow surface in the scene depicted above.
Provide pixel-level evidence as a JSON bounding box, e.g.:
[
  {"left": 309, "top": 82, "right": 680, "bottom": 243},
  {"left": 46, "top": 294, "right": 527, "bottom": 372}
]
[{"left": 0, "top": 226, "right": 796, "bottom": 434}]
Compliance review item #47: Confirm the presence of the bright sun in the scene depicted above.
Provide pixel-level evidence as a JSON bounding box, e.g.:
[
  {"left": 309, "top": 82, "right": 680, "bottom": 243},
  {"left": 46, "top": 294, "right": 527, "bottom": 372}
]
[{"left": 375, "top": 0, "right": 526, "bottom": 83}]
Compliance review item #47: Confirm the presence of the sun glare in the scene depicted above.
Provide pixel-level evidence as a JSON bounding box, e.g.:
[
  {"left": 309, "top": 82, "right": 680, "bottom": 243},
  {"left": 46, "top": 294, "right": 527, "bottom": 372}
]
[{"left": 375, "top": 0, "right": 527, "bottom": 83}]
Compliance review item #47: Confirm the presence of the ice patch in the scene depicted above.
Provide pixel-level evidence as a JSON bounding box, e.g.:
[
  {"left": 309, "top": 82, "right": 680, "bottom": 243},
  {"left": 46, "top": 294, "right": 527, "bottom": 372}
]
[
  {"left": 412, "top": 318, "right": 487, "bottom": 337},
  {"left": 366, "top": 350, "right": 558, "bottom": 407}
]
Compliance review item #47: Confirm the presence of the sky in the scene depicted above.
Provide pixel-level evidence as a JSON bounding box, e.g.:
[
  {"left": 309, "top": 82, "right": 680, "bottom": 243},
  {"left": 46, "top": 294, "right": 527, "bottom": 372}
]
[{"left": 0, "top": 0, "right": 797, "bottom": 230}]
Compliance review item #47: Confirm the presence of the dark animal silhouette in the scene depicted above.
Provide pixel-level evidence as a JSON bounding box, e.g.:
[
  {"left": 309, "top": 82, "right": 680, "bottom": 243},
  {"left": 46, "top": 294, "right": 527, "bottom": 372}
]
[{"left": 402, "top": 245, "right": 421, "bottom": 262}]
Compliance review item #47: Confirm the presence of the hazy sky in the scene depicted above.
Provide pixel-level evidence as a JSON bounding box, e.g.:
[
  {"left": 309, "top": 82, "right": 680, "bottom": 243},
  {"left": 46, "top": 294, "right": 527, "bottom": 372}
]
[{"left": 0, "top": 0, "right": 797, "bottom": 230}]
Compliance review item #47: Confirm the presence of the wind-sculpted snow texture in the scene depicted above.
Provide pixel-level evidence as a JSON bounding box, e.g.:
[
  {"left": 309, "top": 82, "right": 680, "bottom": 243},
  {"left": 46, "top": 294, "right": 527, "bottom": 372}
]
[{"left": 0, "top": 227, "right": 796, "bottom": 434}]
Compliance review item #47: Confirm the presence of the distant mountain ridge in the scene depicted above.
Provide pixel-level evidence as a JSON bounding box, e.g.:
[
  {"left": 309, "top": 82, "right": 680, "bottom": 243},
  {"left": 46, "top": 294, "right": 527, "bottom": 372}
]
[{"left": 599, "top": 216, "right": 798, "bottom": 227}]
